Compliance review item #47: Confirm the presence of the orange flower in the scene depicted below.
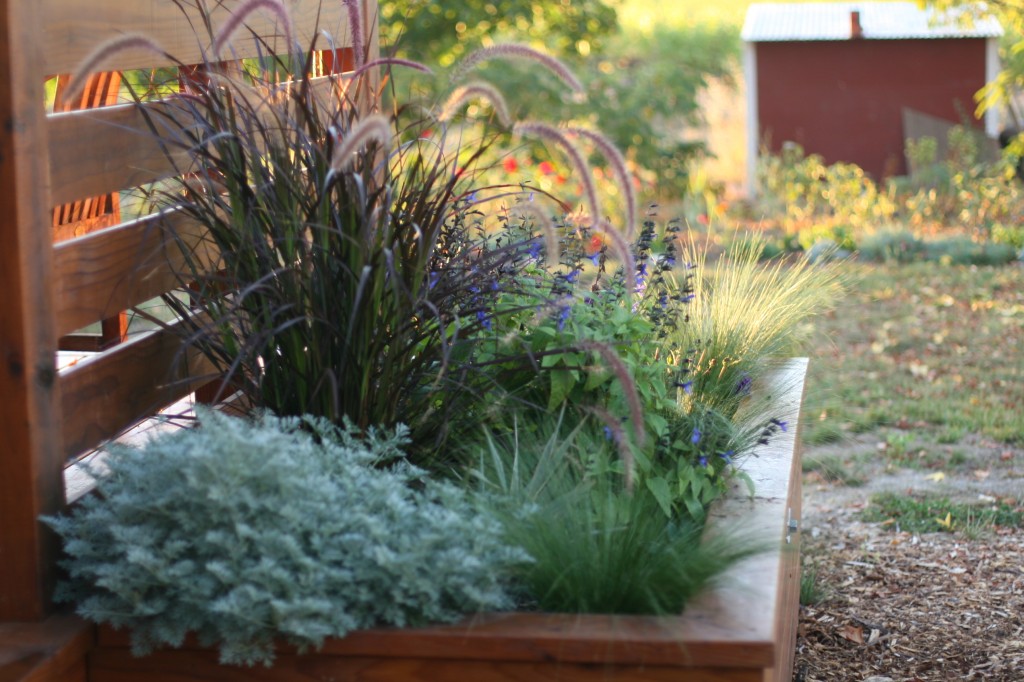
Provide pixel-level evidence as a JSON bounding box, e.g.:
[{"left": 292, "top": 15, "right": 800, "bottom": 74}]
[{"left": 503, "top": 156, "right": 518, "bottom": 173}]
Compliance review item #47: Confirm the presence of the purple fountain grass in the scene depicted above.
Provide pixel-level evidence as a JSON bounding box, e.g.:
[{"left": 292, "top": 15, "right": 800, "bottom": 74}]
[
  {"left": 452, "top": 43, "right": 584, "bottom": 96},
  {"left": 514, "top": 121, "right": 600, "bottom": 228},
  {"left": 569, "top": 127, "right": 637, "bottom": 239},
  {"left": 440, "top": 82, "right": 512, "bottom": 128},
  {"left": 347, "top": 57, "right": 432, "bottom": 82},
  {"left": 329, "top": 114, "right": 391, "bottom": 173},
  {"left": 509, "top": 202, "right": 560, "bottom": 268},
  {"left": 66, "top": 34, "right": 166, "bottom": 103},
  {"left": 212, "top": 0, "right": 294, "bottom": 57},
  {"left": 597, "top": 219, "right": 637, "bottom": 303},
  {"left": 341, "top": 0, "right": 364, "bottom": 68},
  {"left": 576, "top": 340, "right": 646, "bottom": 451}
]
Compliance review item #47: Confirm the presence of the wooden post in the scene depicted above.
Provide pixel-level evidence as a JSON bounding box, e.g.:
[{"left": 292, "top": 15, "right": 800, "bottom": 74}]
[{"left": 0, "top": 0, "right": 64, "bottom": 621}]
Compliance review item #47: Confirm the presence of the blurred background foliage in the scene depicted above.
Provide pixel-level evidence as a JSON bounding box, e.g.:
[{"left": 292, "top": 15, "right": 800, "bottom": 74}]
[{"left": 380, "top": 0, "right": 740, "bottom": 199}]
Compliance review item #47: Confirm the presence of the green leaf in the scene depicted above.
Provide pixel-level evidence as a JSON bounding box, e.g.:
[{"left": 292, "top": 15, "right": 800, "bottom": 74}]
[
  {"left": 736, "top": 470, "right": 757, "bottom": 498},
  {"left": 548, "top": 370, "right": 575, "bottom": 411},
  {"left": 645, "top": 477, "right": 674, "bottom": 518}
]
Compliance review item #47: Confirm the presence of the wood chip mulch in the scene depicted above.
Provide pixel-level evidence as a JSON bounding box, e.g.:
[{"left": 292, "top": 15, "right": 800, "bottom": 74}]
[{"left": 795, "top": 513, "right": 1024, "bottom": 681}]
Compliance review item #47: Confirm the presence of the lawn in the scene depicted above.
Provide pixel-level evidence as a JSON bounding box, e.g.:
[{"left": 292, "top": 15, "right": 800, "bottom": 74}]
[{"left": 803, "top": 261, "right": 1024, "bottom": 449}]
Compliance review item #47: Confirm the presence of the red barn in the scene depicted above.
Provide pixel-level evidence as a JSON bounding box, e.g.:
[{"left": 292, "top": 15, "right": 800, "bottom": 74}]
[{"left": 742, "top": 2, "right": 1002, "bottom": 191}]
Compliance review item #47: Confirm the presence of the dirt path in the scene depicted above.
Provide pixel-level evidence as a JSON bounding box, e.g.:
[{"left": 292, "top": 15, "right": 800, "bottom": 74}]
[{"left": 794, "top": 439, "right": 1024, "bottom": 681}]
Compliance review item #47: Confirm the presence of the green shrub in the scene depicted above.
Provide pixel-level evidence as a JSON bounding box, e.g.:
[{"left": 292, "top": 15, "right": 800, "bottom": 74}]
[{"left": 45, "top": 410, "right": 527, "bottom": 666}]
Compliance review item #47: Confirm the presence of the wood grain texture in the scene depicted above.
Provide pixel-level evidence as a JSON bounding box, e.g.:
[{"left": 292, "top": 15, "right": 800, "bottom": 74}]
[
  {"left": 0, "top": 0, "right": 64, "bottom": 622},
  {"left": 0, "top": 615, "right": 94, "bottom": 682},
  {"left": 49, "top": 73, "right": 350, "bottom": 204},
  {"left": 53, "top": 211, "right": 212, "bottom": 337},
  {"left": 58, "top": 323, "right": 214, "bottom": 461},
  {"left": 89, "top": 648, "right": 763, "bottom": 682},
  {"left": 47, "top": 102, "right": 192, "bottom": 206},
  {"left": 39, "top": 0, "right": 355, "bottom": 76}
]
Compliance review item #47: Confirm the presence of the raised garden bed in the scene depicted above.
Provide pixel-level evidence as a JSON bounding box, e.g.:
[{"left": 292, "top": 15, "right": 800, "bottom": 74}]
[{"left": 86, "top": 358, "right": 807, "bottom": 682}]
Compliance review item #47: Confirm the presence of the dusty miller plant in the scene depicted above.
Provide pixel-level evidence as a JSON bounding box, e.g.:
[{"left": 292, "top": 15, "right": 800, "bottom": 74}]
[{"left": 45, "top": 409, "right": 528, "bottom": 666}]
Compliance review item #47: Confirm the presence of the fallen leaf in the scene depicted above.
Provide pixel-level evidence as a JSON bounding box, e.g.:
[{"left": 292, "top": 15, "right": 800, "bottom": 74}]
[
  {"left": 838, "top": 624, "right": 865, "bottom": 644},
  {"left": 925, "top": 471, "right": 946, "bottom": 482},
  {"left": 935, "top": 512, "right": 954, "bottom": 531},
  {"left": 974, "top": 469, "right": 990, "bottom": 481}
]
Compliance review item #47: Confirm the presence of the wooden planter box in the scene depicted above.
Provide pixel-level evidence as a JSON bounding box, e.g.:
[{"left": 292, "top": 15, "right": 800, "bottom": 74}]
[{"left": 86, "top": 358, "right": 808, "bottom": 682}]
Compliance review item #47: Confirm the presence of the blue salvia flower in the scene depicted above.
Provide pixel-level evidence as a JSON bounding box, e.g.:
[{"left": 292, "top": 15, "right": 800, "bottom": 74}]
[
  {"left": 720, "top": 450, "right": 734, "bottom": 464},
  {"left": 557, "top": 304, "right": 572, "bottom": 332},
  {"left": 734, "top": 373, "right": 753, "bottom": 396},
  {"left": 588, "top": 252, "right": 601, "bottom": 266},
  {"left": 698, "top": 455, "right": 708, "bottom": 467},
  {"left": 527, "top": 240, "right": 542, "bottom": 260},
  {"left": 603, "top": 426, "right": 613, "bottom": 441},
  {"left": 476, "top": 309, "right": 492, "bottom": 330},
  {"left": 428, "top": 271, "right": 440, "bottom": 290},
  {"left": 691, "top": 427, "right": 701, "bottom": 444},
  {"left": 771, "top": 418, "right": 789, "bottom": 432},
  {"left": 676, "top": 380, "right": 693, "bottom": 394},
  {"left": 563, "top": 269, "right": 581, "bottom": 284}
]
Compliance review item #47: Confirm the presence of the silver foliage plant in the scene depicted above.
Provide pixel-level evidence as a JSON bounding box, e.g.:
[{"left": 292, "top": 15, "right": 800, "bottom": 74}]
[{"left": 45, "top": 410, "right": 528, "bottom": 666}]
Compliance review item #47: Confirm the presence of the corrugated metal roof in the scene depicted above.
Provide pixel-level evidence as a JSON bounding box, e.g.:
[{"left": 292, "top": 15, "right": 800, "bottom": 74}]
[{"left": 742, "top": 2, "right": 1003, "bottom": 42}]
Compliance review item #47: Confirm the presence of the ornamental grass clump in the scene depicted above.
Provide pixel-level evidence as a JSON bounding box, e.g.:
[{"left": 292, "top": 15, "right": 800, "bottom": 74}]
[
  {"left": 75, "top": 2, "right": 640, "bottom": 464},
  {"left": 471, "top": 413, "right": 764, "bottom": 614},
  {"left": 45, "top": 409, "right": 527, "bottom": 667},
  {"left": 670, "top": 235, "right": 844, "bottom": 415}
]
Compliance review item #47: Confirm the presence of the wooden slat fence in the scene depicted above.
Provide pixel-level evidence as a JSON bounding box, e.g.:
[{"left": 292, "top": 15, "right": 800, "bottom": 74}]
[{"left": 0, "top": 0, "right": 378, "bottom": 647}]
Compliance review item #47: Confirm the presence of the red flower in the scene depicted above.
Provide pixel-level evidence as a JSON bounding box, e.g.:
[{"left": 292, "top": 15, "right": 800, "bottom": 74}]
[
  {"left": 538, "top": 160, "right": 555, "bottom": 175},
  {"left": 588, "top": 234, "right": 604, "bottom": 254},
  {"left": 555, "top": 174, "right": 567, "bottom": 185},
  {"left": 503, "top": 157, "right": 518, "bottom": 173},
  {"left": 697, "top": 213, "right": 709, "bottom": 225}
]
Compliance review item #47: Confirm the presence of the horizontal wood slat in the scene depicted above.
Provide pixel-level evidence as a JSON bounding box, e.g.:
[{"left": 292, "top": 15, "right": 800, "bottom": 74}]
[
  {"left": 53, "top": 210, "right": 213, "bottom": 337},
  {"left": 59, "top": 323, "right": 215, "bottom": 461},
  {"left": 88, "top": 647, "right": 763, "bottom": 682},
  {"left": 39, "top": 0, "right": 356, "bottom": 76},
  {"left": 48, "top": 102, "right": 192, "bottom": 206},
  {"left": 0, "top": 616, "right": 94, "bottom": 682},
  {"left": 49, "top": 74, "right": 345, "bottom": 204}
]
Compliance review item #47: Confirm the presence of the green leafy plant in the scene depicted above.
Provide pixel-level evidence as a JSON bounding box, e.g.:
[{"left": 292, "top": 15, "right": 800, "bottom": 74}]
[{"left": 45, "top": 410, "right": 527, "bottom": 666}]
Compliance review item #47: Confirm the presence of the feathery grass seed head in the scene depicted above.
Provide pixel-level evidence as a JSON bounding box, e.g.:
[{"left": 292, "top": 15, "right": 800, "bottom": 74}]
[
  {"left": 453, "top": 43, "right": 584, "bottom": 95},
  {"left": 440, "top": 82, "right": 512, "bottom": 127},
  {"left": 66, "top": 34, "right": 166, "bottom": 103},
  {"left": 329, "top": 114, "right": 392, "bottom": 173},
  {"left": 514, "top": 122, "right": 600, "bottom": 227},
  {"left": 213, "top": 0, "right": 294, "bottom": 57}
]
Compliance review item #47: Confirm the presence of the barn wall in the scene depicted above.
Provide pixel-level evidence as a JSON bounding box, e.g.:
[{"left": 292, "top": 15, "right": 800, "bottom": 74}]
[{"left": 756, "top": 38, "right": 987, "bottom": 178}]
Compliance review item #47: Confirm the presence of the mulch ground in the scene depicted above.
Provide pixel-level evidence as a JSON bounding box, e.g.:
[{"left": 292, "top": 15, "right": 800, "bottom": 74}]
[{"left": 795, "top": 507, "right": 1024, "bottom": 681}]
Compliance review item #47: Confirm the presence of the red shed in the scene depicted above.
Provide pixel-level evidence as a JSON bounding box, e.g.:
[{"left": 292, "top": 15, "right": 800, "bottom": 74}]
[{"left": 742, "top": 1, "right": 1002, "bottom": 191}]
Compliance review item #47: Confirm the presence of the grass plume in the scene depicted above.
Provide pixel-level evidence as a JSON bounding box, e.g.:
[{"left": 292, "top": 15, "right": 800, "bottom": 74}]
[
  {"left": 66, "top": 34, "right": 165, "bottom": 103},
  {"left": 514, "top": 121, "right": 600, "bottom": 227},
  {"left": 329, "top": 113, "right": 391, "bottom": 173},
  {"left": 440, "top": 82, "right": 512, "bottom": 127},
  {"left": 453, "top": 43, "right": 584, "bottom": 95},
  {"left": 569, "top": 127, "right": 637, "bottom": 239},
  {"left": 212, "top": 0, "right": 294, "bottom": 57}
]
